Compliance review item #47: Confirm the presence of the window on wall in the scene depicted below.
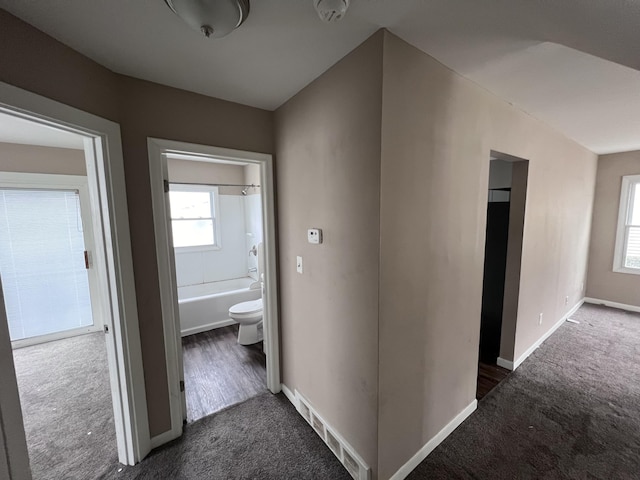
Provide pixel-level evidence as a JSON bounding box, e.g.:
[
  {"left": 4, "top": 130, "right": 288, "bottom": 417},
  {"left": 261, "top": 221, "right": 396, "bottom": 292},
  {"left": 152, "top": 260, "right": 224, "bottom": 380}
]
[
  {"left": 169, "top": 184, "right": 220, "bottom": 249},
  {"left": 614, "top": 175, "right": 640, "bottom": 274}
]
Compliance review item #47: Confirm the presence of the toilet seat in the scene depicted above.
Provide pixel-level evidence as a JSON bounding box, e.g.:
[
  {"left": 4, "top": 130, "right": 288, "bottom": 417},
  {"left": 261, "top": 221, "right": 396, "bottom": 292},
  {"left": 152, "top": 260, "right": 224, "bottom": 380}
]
[{"left": 229, "top": 299, "right": 262, "bottom": 316}]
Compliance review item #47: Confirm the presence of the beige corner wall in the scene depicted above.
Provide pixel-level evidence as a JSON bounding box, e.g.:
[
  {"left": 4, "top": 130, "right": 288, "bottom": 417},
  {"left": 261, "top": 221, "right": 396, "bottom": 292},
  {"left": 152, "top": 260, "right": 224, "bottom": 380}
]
[
  {"left": 586, "top": 151, "right": 640, "bottom": 307},
  {"left": 275, "top": 31, "right": 383, "bottom": 475},
  {"left": 377, "top": 32, "right": 597, "bottom": 478},
  {"left": 243, "top": 164, "right": 260, "bottom": 192},
  {"left": 0, "top": 142, "right": 86, "bottom": 176},
  {"left": 499, "top": 161, "right": 528, "bottom": 362},
  {"left": 0, "top": 10, "right": 273, "bottom": 437},
  {"left": 167, "top": 158, "right": 244, "bottom": 195}
]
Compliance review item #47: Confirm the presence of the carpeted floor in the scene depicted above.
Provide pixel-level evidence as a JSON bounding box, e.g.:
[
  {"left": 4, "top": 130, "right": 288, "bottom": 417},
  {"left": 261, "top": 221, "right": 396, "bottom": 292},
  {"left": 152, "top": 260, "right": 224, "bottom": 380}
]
[
  {"left": 12, "top": 304, "right": 640, "bottom": 480},
  {"left": 408, "top": 304, "right": 640, "bottom": 479},
  {"left": 12, "top": 332, "right": 348, "bottom": 480},
  {"left": 12, "top": 332, "right": 118, "bottom": 480},
  {"left": 101, "top": 392, "right": 351, "bottom": 480}
]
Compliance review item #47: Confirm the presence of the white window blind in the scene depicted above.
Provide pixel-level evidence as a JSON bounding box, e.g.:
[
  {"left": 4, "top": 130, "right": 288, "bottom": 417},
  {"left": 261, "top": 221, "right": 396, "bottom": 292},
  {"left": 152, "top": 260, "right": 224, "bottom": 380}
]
[
  {"left": 0, "top": 189, "right": 93, "bottom": 341},
  {"left": 625, "top": 181, "right": 640, "bottom": 269}
]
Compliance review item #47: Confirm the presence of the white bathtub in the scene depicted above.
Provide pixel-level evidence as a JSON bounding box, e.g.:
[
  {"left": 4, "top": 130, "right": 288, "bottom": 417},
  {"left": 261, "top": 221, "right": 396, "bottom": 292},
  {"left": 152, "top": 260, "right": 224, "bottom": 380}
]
[{"left": 177, "top": 277, "right": 261, "bottom": 337}]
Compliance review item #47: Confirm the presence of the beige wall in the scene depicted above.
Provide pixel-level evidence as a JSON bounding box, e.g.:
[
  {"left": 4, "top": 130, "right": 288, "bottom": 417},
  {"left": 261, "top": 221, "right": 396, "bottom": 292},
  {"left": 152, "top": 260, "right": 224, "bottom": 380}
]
[
  {"left": 167, "top": 158, "right": 244, "bottom": 195},
  {"left": 0, "top": 11, "right": 603, "bottom": 478},
  {"left": 0, "top": 11, "right": 273, "bottom": 437},
  {"left": 377, "top": 32, "right": 597, "bottom": 478},
  {"left": 587, "top": 151, "right": 640, "bottom": 307},
  {"left": 275, "top": 31, "right": 383, "bottom": 475},
  {"left": 0, "top": 142, "right": 86, "bottom": 176},
  {"left": 0, "top": 11, "right": 119, "bottom": 122},
  {"left": 499, "top": 161, "right": 528, "bottom": 362},
  {"left": 243, "top": 164, "right": 260, "bottom": 194}
]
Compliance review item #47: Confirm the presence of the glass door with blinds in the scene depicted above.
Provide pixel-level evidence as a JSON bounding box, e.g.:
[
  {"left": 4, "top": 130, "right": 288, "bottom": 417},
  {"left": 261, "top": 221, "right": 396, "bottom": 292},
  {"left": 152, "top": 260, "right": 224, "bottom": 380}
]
[{"left": 0, "top": 186, "right": 97, "bottom": 343}]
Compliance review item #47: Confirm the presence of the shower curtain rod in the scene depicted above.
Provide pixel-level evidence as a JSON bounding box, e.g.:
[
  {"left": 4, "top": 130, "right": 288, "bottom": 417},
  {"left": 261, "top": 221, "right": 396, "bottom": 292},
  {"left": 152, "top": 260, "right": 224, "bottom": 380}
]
[{"left": 168, "top": 181, "right": 261, "bottom": 188}]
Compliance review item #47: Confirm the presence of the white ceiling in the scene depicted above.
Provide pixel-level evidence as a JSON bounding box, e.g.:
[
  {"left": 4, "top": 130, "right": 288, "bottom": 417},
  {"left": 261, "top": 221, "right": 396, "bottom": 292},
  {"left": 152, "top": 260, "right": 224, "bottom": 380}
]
[
  {"left": 0, "top": 112, "right": 85, "bottom": 150},
  {"left": 1, "top": 0, "right": 639, "bottom": 154}
]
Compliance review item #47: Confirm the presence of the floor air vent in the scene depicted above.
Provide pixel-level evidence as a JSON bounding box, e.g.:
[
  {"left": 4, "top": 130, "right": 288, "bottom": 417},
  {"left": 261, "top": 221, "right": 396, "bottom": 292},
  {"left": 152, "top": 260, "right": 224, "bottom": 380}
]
[{"left": 294, "top": 390, "right": 370, "bottom": 480}]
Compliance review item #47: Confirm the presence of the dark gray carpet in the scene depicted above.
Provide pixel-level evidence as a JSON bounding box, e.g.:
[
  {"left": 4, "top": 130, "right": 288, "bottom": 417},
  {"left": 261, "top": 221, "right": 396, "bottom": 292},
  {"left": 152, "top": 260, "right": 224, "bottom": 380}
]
[
  {"left": 101, "top": 392, "right": 351, "bottom": 480},
  {"left": 408, "top": 304, "right": 640, "bottom": 479},
  {"left": 12, "top": 332, "right": 118, "bottom": 479},
  {"left": 13, "top": 331, "right": 348, "bottom": 480}
]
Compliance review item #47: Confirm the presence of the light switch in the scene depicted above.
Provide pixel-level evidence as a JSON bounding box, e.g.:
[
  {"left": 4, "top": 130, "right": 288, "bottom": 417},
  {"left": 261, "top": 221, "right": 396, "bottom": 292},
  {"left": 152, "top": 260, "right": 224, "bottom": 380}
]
[
  {"left": 308, "top": 228, "right": 323, "bottom": 244},
  {"left": 296, "top": 256, "right": 303, "bottom": 274}
]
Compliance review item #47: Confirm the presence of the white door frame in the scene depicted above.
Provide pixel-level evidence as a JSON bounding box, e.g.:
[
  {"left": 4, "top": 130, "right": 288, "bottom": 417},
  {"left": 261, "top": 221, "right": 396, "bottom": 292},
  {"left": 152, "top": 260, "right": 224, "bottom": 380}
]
[
  {"left": 147, "top": 137, "right": 281, "bottom": 445},
  {"left": 0, "top": 82, "right": 150, "bottom": 478},
  {"left": 0, "top": 173, "right": 105, "bottom": 349}
]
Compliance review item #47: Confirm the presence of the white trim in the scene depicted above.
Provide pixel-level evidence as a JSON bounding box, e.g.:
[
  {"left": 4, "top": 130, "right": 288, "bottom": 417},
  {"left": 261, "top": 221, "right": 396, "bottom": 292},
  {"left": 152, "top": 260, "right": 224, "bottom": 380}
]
[
  {"left": 11, "top": 326, "right": 102, "bottom": 350},
  {"left": 496, "top": 357, "right": 514, "bottom": 370},
  {"left": 584, "top": 297, "right": 640, "bottom": 313},
  {"left": 0, "top": 82, "right": 150, "bottom": 471},
  {"left": 280, "top": 383, "right": 297, "bottom": 408},
  {"left": 294, "top": 390, "right": 371, "bottom": 480},
  {"left": 613, "top": 174, "right": 640, "bottom": 275},
  {"left": 0, "top": 278, "right": 31, "bottom": 479},
  {"left": 509, "top": 299, "right": 584, "bottom": 371},
  {"left": 180, "top": 319, "right": 236, "bottom": 337},
  {"left": 389, "top": 400, "right": 478, "bottom": 480},
  {"left": 147, "top": 138, "right": 281, "bottom": 446}
]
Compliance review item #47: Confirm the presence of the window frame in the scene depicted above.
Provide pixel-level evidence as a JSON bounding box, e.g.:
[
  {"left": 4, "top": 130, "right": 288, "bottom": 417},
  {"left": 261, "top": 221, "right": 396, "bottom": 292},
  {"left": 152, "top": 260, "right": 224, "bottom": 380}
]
[
  {"left": 168, "top": 183, "right": 221, "bottom": 252},
  {"left": 613, "top": 174, "right": 640, "bottom": 275}
]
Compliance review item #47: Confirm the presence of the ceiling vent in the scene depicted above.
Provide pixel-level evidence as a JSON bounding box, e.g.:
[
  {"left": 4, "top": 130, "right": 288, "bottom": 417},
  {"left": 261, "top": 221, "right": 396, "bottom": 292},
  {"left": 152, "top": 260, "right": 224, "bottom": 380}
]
[
  {"left": 313, "top": 0, "right": 350, "bottom": 22},
  {"left": 165, "top": 0, "right": 250, "bottom": 38}
]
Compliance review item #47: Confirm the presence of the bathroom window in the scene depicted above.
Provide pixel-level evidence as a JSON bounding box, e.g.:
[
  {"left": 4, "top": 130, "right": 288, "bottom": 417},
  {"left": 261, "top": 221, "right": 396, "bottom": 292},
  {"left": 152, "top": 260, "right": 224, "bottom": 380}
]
[
  {"left": 169, "top": 184, "right": 221, "bottom": 250},
  {"left": 613, "top": 174, "right": 640, "bottom": 274}
]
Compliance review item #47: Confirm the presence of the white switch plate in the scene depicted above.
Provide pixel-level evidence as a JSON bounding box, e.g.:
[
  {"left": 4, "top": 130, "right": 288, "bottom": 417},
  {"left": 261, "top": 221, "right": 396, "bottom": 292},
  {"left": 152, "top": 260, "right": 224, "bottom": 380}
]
[
  {"left": 296, "top": 256, "right": 303, "bottom": 274},
  {"left": 538, "top": 313, "right": 543, "bottom": 326},
  {"left": 307, "top": 228, "right": 323, "bottom": 244}
]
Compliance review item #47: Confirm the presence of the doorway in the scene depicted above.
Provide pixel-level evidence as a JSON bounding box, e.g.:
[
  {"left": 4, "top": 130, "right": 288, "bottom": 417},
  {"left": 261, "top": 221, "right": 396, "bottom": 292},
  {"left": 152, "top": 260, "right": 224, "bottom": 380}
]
[
  {"left": 477, "top": 153, "right": 529, "bottom": 400},
  {"left": 0, "top": 82, "right": 150, "bottom": 479},
  {"left": 147, "top": 138, "right": 280, "bottom": 443}
]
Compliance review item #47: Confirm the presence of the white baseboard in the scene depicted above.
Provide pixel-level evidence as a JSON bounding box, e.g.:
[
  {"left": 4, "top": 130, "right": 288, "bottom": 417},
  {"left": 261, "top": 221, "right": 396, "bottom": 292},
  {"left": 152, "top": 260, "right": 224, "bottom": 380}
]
[
  {"left": 294, "top": 389, "right": 371, "bottom": 480},
  {"left": 496, "top": 357, "right": 514, "bottom": 370},
  {"left": 11, "top": 324, "right": 103, "bottom": 349},
  {"left": 281, "top": 383, "right": 297, "bottom": 407},
  {"left": 389, "top": 399, "right": 477, "bottom": 480},
  {"left": 584, "top": 297, "right": 640, "bottom": 313},
  {"left": 509, "top": 299, "right": 584, "bottom": 371},
  {"left": 180, "top": 319, "right": 237, "bottom": 337}
]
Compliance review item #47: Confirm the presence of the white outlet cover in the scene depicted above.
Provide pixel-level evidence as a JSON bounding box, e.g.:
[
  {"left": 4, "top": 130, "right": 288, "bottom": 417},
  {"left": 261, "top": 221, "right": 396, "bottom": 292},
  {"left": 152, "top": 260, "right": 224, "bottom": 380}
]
[{"left": 307, "top": 228, "right": 322, "bottom": 244}]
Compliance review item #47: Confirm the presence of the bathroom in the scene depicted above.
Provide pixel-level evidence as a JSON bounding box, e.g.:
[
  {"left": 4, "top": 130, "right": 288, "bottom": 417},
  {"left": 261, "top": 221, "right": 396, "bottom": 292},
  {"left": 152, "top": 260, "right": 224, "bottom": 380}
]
[{"left": 167, "top": 155, "right": 266, "bottom": 422}]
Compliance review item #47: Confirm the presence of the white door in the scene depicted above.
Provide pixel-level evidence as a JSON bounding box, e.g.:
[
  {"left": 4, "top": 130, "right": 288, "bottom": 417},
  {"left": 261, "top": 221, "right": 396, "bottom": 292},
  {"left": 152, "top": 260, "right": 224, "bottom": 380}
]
[{"left": 0, "top": 180, "right": 102, "bottom": 347}]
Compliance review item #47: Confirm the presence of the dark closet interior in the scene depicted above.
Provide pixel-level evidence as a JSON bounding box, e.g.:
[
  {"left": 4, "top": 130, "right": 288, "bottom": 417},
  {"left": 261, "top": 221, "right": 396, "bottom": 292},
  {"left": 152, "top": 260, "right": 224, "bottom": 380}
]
[{"left": 479, "top": 188, "right": 511, "bottom": 364}]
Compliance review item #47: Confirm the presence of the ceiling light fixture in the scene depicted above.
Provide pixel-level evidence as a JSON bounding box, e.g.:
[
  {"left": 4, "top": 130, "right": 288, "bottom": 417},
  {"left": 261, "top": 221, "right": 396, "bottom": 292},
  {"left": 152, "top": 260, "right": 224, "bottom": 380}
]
[
  {"left": 313, "top": 0, "right": 350, "bottom": 22},
  {"left": 165, "top": 0, "right": 250, "bottom": 38}
]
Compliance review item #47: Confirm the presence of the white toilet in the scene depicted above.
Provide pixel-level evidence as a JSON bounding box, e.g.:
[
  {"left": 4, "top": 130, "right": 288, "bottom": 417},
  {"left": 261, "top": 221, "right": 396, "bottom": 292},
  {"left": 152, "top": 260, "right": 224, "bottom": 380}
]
[
  {"left": 230, "top": 242, "right": 265, "bottom": 345},
  {"left": 229, "top": 297, "right": 263, "bottom": 345}
]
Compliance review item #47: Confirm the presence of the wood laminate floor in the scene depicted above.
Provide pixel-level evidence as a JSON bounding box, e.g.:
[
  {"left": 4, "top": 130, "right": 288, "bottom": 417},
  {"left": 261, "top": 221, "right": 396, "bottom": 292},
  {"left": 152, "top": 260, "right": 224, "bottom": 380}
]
[
  {"left": 182, "top": 325, "right": 267, "bottom": 423},
  {"left": 476, "top": 361, "right": 510, "bottom": 400}
]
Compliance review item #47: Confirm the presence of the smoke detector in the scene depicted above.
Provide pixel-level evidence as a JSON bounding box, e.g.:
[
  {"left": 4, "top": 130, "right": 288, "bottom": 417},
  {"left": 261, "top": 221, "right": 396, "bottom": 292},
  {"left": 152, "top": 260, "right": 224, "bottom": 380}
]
[
  {"left": 165, "top": 0, "right": 250, "bottom": 38},
  {"left": 313, "top": 0, "right": 350, "bottom": 22}
]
